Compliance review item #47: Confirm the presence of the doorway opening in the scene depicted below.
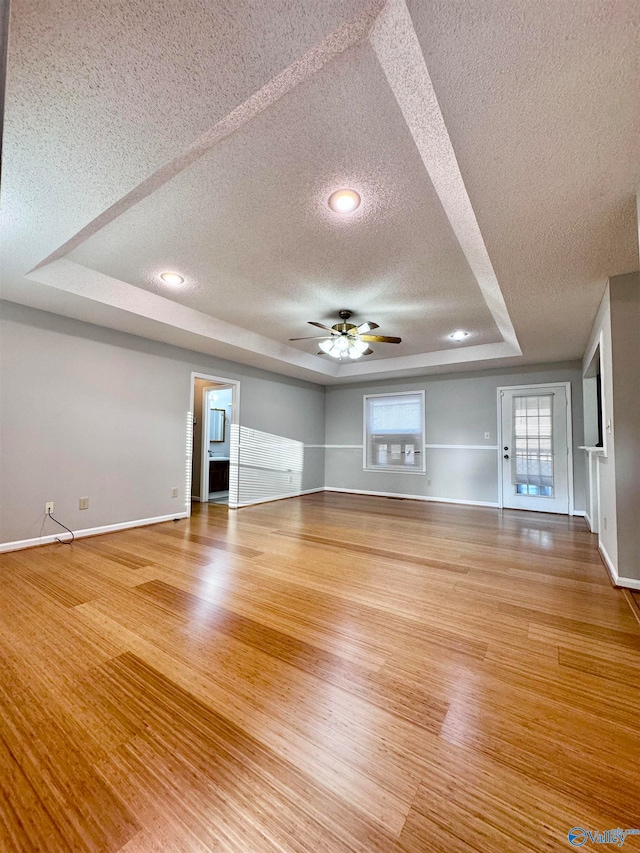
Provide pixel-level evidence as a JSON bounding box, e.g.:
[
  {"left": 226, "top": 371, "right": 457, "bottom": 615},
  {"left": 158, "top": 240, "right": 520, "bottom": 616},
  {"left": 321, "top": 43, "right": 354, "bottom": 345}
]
[{"left": 189, "top": 373, "right": 240, "bottom": 511}]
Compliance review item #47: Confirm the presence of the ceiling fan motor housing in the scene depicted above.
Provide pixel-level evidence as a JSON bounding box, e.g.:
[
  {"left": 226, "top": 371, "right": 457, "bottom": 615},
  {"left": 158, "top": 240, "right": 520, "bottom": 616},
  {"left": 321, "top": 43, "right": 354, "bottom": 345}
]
[{"left": 334, "top": 309, "right": 356, "bottom": 334}]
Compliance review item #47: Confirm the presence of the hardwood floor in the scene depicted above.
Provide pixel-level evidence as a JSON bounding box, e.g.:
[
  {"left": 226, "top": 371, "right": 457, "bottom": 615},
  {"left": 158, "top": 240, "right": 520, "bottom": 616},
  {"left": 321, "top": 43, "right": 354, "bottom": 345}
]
[
  {"left": 627, "top": 590, "right": 640, "bottom": 627},
  {"left": 1, "top": 493, "right": 639, "bottom": 852}
]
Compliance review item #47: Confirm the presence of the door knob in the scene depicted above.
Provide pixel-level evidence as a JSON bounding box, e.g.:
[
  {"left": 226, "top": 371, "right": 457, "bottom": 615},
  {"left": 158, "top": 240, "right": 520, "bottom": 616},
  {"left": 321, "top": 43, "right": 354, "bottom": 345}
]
[{"left": 503, "top": 454, "right": 509, "bottom": 459}]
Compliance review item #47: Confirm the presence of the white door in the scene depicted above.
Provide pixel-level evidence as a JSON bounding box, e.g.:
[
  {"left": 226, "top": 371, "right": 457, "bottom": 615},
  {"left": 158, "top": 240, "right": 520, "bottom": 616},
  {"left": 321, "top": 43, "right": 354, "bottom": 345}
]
[{"left": 499, "top": 385, "right": 570, "bottom": 514}]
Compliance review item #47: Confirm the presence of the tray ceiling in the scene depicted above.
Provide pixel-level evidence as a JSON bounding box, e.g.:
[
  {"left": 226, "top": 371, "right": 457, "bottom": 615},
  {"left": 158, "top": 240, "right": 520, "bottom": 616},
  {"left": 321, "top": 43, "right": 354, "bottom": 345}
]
[{"left": 1, "top": 0, "right": 638, "bottom": 384}]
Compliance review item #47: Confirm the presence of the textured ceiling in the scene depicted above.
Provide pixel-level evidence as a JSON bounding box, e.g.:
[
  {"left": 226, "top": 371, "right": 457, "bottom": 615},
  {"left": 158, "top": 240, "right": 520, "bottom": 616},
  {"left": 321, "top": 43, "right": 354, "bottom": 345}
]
[
  {"left": 66, "top": 41, "right": 502, "bottom": 359},
  {"left": 1, "top": 0, "right": 638, "bottom": 384},
  {"left": 407, "top": 0, "right": 640, "bottom": 363}
]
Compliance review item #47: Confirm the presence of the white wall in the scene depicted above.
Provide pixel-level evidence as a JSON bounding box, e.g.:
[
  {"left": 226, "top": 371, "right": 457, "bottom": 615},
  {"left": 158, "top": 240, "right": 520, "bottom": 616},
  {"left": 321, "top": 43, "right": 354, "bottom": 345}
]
[
  {"left": 324, "top": 363, "right": 586, "bottom": 511},
  {"left": 0, "top": 302, "right": 325, "bottom": 547}
]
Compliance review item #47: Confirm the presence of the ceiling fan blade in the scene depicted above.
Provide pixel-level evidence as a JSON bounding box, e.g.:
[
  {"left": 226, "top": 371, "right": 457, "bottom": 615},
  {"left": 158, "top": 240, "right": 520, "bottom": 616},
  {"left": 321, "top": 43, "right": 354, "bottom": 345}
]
[
  {"left": 359, "top": 334, "right": 402, "bottom": 344},
  {"left": 357, "top": 321, "right": 379, "bottom": 333},
  {"left": 363, "top": 347, "right": 374, "bottom": 355},
  {"left": 308, "top": 321, "right": 335, "bottom": 332},
  {"left": 289, "top": 335, "right": 333, "bottom": 341}
]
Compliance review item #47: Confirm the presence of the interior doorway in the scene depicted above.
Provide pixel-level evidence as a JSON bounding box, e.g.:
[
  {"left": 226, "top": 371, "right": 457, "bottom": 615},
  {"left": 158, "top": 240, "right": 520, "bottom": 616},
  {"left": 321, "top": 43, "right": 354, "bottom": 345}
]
[
  {"left": 203, "top": 385, "right": 233, "bottom": 505},
  {"left": 498, "top": 382, "right": 573, "bottom": 515},
  {"left": 189, "top": 373, "right": 240, "bottom": 511}
]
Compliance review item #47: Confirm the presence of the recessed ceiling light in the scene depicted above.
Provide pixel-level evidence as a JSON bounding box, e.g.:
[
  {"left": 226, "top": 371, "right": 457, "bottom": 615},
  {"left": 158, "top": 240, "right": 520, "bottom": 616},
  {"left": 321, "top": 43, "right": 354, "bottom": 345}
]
[
  {"left": 328, "top": 189, "right": 361, "bottom": 214},
  {"left": 449, "top": 330, "right": 470, "bottom": 341},
  {"left": 160, "top": 272, "right": 184, "bottom": 286}
]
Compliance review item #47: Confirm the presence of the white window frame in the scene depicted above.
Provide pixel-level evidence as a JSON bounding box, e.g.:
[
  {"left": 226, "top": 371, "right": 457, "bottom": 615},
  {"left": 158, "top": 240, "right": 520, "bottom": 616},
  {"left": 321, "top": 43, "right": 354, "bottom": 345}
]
[{"left": 363, "top": 390, "right": 426, "bottom": 474}]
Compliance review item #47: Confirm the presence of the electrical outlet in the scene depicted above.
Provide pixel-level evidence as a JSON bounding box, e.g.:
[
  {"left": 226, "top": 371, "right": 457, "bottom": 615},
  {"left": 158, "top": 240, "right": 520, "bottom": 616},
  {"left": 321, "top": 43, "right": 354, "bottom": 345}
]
[
  {"left": 287, "top": 475, "right": 292, "bottom": 484},
  {"left": 45, "top": 501, "right": 54, "bottom": 515},
  {"left": 79, "top": 497, "right": 89, "bottom": 510},
  {"left": 484, "top": 431, "right": 491, "bottom": 439},
  {"left": 171, "top": 487, "right": 179, "bottom": 498}
]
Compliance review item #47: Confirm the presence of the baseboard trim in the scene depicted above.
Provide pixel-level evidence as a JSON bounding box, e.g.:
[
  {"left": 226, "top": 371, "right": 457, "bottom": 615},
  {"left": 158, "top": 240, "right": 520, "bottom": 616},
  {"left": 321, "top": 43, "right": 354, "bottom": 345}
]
[
  {"left": 235, "top": 487, "right": 324, "bottom": 509},
  {"left": 598, "top": 542, "right": 617, "bottom": 586},
  {"left": 614, "top": 576, "right": 640, "bottom": 591},
  {"left": 324, "top": 487, "right": 499, "bottom": 509},
  {"left": 0, "top": 511, "right": 190, "bottom": 553},
  {"left": 572, "top": 510, "right": 587, "bottom": 518},
  {"left": 598, "top": 542, "right": 640, "bottom": 590}
]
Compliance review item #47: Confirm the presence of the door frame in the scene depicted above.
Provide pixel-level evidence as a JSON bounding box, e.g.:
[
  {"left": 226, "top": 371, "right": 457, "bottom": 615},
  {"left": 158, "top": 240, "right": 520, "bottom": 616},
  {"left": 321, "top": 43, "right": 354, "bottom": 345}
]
[
  {"left": 189, "top": 372, "right": 241, "bottom": 513},
  {"left": 496, "top": 381, "right": 574, "bottom": 515},
  {"left": 201, "top": 384, "right": 235, "bottom": 502}
]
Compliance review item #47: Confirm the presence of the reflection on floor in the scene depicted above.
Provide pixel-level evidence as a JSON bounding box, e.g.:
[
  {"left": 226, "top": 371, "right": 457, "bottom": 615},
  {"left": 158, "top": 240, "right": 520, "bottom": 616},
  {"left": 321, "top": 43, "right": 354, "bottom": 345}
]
[
  {"left": 0, "top": 494, "right": 639, "bottom": 851},
  {"left": 208, "top": 490, "right": 229, "bottom": 505}
]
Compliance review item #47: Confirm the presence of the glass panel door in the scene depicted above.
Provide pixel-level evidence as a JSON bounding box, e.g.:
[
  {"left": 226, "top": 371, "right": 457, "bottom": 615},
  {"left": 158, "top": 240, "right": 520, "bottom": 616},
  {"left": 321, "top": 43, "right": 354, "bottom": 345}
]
[
  {"left": 513, "top": 394, "right": 554, "bottom": 497},
  {"left": 500, "top": 385, "right": 569, "bottom": 513}
]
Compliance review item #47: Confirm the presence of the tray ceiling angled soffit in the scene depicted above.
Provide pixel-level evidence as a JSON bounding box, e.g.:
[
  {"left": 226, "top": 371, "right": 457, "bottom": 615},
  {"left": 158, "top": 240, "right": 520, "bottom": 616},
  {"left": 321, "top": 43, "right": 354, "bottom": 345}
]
[{"left": 6, "top": 0, "right": 637, "bottom": 383}]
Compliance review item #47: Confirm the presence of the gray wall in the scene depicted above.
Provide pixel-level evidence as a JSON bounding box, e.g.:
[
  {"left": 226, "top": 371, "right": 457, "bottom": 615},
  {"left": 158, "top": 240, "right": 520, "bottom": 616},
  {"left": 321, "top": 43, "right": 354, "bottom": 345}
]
[
  {"left": 0, "top": 302, "right": 325, "bottom": 546},
  {"left": 610, "top": 273, "right": 640, "bottom": 580},
  {"left": 325, "top": 363, "right": 586, "bottom": 511},
  {"left": 583, "top": 286, "right": 619, "bottom": 571},
  {"left": 0, "top": 301, "right": 591, "bottom": 549}
]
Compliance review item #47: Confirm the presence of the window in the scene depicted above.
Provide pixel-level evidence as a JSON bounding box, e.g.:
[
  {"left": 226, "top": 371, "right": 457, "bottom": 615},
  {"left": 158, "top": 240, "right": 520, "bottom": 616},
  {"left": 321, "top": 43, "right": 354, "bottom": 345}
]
[
  {"left": 512, "top": 394, "right": 554, "bottom": 498},
  {"left": 364, "top": 391, "right": 425, "bottom": 472}
]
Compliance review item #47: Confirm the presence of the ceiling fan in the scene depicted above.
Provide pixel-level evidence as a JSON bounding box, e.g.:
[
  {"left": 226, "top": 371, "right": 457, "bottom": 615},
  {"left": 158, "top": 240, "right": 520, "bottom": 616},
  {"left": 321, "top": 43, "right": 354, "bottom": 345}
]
[{"left": 289, "top": 310, "right": 401, "bottom": 360}]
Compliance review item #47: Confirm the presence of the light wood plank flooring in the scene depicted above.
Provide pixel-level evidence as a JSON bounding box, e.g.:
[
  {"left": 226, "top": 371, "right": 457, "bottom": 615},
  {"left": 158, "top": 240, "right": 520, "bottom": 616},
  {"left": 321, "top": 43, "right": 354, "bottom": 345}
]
[{"left": 1, "top": 493, "right": 639, "bottom": 852}]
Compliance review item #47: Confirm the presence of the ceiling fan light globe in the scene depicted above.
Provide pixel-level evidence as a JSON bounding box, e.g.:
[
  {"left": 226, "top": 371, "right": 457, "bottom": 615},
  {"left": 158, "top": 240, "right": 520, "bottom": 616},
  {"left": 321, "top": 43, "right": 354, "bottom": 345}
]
[
  {"left": 353, "top": 339, "right": 368, "bottom": 353},
  {"left": 319, "top": 339, "right": 334, "bottom": 354},
  {"left": 348, "top": 348, "right": 363, "bottom": 359},
  {"left": 334, "top": 336, "right": 349, "bottom": 351}
]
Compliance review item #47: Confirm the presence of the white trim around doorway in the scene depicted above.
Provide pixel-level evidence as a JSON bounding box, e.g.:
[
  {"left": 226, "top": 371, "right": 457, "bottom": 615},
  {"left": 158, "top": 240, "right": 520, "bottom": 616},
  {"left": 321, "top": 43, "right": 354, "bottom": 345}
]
[{"left": 189, "top": 373, "right": 241, "bottom": 512}]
